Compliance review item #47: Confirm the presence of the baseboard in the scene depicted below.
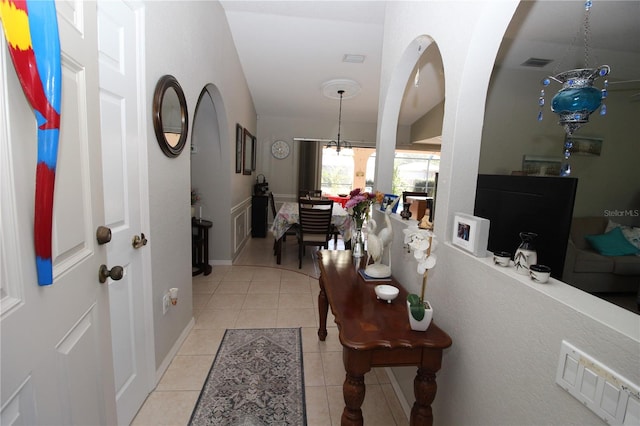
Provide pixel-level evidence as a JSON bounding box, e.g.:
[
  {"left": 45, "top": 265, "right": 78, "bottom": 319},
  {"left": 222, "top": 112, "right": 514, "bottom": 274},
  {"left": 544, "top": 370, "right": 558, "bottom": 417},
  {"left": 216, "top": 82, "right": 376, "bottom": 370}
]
[
  {"left": 385, "top": 367, "right": 411, "bottom": 421},
  {"left": 154, "top": 317, "right": 195, "bottom": 385}
]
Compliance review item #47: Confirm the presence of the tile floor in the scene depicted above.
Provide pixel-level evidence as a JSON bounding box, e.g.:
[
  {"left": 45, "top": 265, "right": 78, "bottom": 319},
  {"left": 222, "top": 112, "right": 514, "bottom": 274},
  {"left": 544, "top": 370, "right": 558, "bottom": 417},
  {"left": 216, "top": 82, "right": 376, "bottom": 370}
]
[{"left": 132, "top": 236, "right": 409, "bottom": 425}]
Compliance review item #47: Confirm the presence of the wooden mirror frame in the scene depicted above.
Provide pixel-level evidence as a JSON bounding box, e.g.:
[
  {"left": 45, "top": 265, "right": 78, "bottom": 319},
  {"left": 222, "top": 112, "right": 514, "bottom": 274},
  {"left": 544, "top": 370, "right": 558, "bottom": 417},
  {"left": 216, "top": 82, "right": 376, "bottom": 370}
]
[{"left": 152, "top": 74, "right": 188, "bottom": 158}]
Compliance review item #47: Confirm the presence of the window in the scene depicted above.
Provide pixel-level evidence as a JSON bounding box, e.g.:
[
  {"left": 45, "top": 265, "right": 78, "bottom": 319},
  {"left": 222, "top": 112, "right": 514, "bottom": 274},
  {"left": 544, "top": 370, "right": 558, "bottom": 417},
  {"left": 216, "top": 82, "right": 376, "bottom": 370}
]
[
  {"left": 320, "top": 147, "right": 354, "bottom": 194},
  {"left": 320, "top": 146, "right": 439, "bottom": 195},
  {"left": 392, "top": 151, "right": 440, "bottom": 195}
]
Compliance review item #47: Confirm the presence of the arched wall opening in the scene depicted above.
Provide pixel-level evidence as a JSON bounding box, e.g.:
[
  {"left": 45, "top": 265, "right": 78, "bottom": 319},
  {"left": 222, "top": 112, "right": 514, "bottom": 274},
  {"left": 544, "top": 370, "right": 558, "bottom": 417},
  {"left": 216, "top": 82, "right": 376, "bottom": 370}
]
[
  {"left": 375, "top": 36, "right": 437, "bottom": 196},
  {"left": 191, "top": 84, "right": 232, "bottom": 262}
]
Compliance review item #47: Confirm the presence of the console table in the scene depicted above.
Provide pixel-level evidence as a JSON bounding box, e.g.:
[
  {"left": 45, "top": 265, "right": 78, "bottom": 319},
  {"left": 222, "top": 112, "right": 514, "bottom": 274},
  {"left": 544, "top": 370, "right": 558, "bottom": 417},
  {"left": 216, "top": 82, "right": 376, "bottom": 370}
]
[{"left": 317, "top": 250, "right": 452, "bottom": 426}]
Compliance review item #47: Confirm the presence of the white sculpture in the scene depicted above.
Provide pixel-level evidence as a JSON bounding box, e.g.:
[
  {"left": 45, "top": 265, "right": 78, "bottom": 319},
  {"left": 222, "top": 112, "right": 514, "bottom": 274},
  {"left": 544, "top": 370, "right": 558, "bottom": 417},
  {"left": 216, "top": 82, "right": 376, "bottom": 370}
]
[{"left": 364, "top": 197, "right": 399, "bottom": 278}]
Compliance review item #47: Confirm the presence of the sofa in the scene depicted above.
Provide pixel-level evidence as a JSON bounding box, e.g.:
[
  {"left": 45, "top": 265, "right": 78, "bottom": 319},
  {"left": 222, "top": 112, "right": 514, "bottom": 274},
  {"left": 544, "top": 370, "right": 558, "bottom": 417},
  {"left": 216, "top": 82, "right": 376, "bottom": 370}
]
[{"left": 563, "top": 216, "right": 640, "bottom": 304}]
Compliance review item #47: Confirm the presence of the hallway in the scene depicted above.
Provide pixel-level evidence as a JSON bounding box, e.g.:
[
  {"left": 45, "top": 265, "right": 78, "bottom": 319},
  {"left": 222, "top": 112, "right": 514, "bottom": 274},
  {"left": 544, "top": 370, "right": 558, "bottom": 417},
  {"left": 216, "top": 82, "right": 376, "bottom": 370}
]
[{"left": 132, "top": 236, "right": 408, "bottom": 425}]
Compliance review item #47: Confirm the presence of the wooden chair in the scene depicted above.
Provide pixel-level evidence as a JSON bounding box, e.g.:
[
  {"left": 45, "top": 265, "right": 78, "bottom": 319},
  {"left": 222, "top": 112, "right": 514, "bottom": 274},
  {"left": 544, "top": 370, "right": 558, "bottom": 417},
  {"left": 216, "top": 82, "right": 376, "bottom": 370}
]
[
  {"left": 269, "top": 192, "right": 296, "bottom": 255},
  {"left": 297, "top": 198, "right": 334, "bottom": 268},
  {"left": 299, "top": 189, "right": 339, "bottom": 246},
  {"left": 299, "top": 189, "right": 323, "bottom": 199}
]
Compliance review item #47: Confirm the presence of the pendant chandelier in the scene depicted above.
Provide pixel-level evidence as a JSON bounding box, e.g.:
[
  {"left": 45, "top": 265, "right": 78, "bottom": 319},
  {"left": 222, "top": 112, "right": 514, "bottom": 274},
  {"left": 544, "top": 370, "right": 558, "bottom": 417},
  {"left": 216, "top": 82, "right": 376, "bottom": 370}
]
[
  {"left": 537, "top": 0, "right": 610, "bottom": 176},
  {"left": 326, "top": 89, "right": 352, "bottom": 155}
]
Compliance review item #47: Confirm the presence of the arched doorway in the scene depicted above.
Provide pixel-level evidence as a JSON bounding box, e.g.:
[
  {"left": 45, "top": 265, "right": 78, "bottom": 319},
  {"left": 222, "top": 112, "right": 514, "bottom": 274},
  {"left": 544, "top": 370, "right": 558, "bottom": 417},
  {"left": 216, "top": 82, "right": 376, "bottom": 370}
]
[{"left": 191, "top": 84, "right": 233, "bottom": 262}]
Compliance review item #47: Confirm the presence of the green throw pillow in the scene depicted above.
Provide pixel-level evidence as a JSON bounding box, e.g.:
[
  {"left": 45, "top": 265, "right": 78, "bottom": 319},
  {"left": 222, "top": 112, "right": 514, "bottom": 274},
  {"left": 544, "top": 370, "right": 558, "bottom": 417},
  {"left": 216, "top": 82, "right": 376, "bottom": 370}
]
[{"left": 585, "top": 226, "right": 640, "bottom": 256}]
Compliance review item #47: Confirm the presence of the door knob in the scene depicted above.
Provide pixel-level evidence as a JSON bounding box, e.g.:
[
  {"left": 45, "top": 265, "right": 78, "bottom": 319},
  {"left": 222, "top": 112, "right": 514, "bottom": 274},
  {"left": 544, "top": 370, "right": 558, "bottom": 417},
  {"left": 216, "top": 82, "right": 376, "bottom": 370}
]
[
  {"left": 96, "top": 226, "right": 112, "bottom": 244},
  {"left": 132, "top": 233, "right": 148, "bottom": 249},
  {"left": 99, "top": 264, "right": 124, "bottom": 283}
]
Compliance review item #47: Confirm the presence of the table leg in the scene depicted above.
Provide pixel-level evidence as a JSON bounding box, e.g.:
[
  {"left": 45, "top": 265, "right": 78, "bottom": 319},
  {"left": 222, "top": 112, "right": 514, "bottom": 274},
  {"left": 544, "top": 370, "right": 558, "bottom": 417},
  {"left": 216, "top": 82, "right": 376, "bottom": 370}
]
[
  {"left": 317, "top": 275, "right": 328, "bottom": 341},
  {"left": 276, "top": 238, "right": 282, "bottom": 264},
  {"left": 341, "top": 349, "right": 371, "bottom": 426},
  {"left": 410, "top": 368, "right": 436, "bottom": 425},
  {"left": 203, "top": 228, "right": 212, "bottom": 276},
  {"left": 342, "top": 373, "right": 365, "bottom": 426}
]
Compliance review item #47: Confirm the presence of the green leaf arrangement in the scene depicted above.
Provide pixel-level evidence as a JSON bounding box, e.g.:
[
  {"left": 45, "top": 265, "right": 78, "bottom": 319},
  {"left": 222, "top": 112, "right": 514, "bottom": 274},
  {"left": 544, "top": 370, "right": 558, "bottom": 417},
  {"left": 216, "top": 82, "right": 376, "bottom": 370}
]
[{"left": 407, "top": 293, "right": 425, "bottom": 321}]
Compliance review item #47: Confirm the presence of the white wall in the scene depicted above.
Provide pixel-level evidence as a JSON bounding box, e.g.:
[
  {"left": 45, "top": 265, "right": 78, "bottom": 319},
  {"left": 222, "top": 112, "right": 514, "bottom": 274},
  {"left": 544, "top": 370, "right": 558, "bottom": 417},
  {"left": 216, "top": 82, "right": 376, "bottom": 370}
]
[
  {"left": 145, "top": 0, "right": 255, "bottom": 369},
  {"left": 256, "top": 115, "right": 379, "bottom": 198},
  {"left": 377, "top": 1, "right": 639, "bottom": 425},
  {"left": 480, "top": 66, "right": 640, "bottom": 217}
]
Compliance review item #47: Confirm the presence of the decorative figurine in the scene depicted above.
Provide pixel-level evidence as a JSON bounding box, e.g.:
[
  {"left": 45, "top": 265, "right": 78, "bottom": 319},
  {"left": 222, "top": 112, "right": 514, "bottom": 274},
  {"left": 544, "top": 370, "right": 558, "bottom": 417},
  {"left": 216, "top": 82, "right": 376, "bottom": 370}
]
[
  {"left": 364, "top": 197, "right": 399, "bottom": 278},
  {"left": 419, "top": 211, "right": 433, "bottom": 230}
]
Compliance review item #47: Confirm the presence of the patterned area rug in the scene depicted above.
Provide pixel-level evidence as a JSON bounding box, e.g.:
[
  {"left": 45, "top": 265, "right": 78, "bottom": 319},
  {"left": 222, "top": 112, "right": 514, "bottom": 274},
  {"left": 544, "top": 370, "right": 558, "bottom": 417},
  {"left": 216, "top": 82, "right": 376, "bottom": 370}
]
[{"left": 189, "top": 328, "right": 306, "bottom": 425}]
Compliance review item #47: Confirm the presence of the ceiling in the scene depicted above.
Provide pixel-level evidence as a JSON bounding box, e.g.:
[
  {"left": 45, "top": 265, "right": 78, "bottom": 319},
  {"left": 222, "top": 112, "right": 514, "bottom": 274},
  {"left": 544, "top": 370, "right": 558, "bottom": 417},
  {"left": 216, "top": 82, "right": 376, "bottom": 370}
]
[{"left": 220, "top": 1, "right": 640, "bottom": 128}]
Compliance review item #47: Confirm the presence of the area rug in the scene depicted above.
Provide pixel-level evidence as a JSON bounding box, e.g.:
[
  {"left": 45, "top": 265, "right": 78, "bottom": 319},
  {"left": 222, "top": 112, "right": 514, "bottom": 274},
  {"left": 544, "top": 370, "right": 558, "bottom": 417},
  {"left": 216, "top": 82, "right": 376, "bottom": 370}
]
[{"left": 189, "top": 328, "right": 307, "bottom": 426}]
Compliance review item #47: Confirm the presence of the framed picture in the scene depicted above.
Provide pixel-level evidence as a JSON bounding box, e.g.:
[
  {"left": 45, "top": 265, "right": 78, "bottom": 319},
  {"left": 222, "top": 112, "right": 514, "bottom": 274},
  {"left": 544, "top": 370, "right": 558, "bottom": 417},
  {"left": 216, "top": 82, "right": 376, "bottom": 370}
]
[
  {"left": 235, "top": 124, "right": 243, "bottom": 173},
  {"left": 251, "top": 134, "right": 257, "bottom": 171},
  {"left": 566, "top": 136, "right": 603, "bottom": 156},
  {"left": 380, "top": 194, "right": 400, "bottom": 213},
  {"left": 451, "top": 212, "right": 490, "bottom": 257},
  {"left": 522, "top": 155, "right": 562, "bottom": 176},
  {"left": 243, "top": 128, "right": 253, "bottom": 175}
]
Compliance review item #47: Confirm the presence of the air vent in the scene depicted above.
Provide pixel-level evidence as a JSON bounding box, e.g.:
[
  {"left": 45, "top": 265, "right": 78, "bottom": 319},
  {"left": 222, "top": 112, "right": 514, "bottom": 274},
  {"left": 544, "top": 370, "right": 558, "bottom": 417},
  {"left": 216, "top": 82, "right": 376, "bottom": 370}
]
[
  {"left": 521, "top": 57, "right": 553, "bottom": 68},
  {"left": 343, "top": 54, "right": 366, "bottom": 64}
]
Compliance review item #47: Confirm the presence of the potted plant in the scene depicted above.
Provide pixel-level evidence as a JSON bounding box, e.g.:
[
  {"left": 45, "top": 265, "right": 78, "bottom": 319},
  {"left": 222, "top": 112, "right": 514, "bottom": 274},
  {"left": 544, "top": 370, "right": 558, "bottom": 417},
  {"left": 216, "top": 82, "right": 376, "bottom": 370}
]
[
  {"left": 191, "top": 188, "right": 200, "bottom": 217},
  {"left": 403, "top": 225, "right": 437, "bottom": 331}
]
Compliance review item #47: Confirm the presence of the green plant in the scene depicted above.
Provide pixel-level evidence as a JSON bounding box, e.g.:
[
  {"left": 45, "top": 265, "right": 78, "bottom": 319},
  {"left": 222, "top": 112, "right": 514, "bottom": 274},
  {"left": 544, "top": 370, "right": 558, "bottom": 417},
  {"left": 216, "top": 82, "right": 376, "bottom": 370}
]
[
  {"left": 403, "top": 225, "right": 436, "bottom": 322},
  {"left": 407, "top": 293, "right": 426, "bottom": 321}
]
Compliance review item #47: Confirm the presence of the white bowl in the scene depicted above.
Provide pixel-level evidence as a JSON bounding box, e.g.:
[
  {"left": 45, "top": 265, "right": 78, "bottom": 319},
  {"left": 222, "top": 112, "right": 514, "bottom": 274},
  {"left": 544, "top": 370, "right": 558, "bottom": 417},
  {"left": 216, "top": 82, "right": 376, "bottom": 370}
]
[{"left": 375, "top": 285, "right": 399, "bottom": 303}]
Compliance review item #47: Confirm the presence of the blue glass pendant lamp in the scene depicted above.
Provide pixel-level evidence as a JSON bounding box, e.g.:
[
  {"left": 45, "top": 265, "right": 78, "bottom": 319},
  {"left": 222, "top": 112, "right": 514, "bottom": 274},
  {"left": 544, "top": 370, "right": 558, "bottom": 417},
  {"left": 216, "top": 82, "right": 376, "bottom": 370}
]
[{"left": 537, "top": 0, "right": 610, "bottom": 176}]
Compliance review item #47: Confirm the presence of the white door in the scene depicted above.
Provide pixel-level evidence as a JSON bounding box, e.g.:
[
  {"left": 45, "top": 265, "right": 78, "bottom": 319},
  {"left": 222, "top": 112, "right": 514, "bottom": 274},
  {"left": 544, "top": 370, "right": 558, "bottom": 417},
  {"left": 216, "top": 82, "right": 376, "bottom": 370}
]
[
  {"left": 96, "top": 1, "right": 153, "bottom": 425},
  {"left": 0, "top": 2, "right": 117, "bottom": 425}
]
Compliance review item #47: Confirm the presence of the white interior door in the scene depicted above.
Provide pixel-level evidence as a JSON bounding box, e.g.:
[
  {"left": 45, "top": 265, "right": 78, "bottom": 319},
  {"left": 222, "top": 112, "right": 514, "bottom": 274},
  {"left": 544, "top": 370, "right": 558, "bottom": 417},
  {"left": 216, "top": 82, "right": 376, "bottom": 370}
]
[
  {"left": 1, "top": 2, "right": 117, "bottom": 425},
  {"left": 97, "top": 1, "right": 153, "bottom": 425}
]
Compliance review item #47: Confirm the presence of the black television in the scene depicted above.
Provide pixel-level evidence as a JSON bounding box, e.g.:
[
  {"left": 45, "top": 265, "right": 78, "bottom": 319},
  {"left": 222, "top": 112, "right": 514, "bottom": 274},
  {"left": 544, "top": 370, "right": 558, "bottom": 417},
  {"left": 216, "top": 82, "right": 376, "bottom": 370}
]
[{"left": 473, "top": 174, "right": 578, "bottom": 280}]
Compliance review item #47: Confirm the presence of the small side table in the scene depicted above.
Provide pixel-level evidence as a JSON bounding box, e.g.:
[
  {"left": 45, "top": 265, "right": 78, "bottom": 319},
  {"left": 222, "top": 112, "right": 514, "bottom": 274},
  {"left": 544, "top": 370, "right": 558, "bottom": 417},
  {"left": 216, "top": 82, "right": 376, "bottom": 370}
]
[{"left": 192, "top": 218, "right": 212, "bottom": 276}]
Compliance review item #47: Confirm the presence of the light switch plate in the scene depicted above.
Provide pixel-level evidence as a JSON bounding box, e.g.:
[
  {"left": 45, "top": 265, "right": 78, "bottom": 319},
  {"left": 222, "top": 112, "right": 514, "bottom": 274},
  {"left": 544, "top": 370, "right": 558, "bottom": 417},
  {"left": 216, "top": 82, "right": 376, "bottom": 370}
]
[{"left": 556, "top": 340, "right": 640, "bottom": 425}]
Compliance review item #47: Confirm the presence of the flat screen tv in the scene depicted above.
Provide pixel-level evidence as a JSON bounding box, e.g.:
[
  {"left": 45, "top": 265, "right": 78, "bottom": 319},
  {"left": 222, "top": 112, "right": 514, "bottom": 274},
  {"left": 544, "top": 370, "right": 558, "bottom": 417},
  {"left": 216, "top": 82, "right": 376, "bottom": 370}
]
[{"left": 473, "top": 174, "right": 578, "bottom": 280}]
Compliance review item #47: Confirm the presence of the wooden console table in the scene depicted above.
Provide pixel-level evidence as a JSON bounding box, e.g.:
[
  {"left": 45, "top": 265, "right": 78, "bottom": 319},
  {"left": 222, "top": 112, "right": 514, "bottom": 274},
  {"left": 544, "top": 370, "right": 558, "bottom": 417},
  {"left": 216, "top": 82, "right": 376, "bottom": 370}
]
[{"left": 317, "top": 250, "right": 452, "bottom": 426}]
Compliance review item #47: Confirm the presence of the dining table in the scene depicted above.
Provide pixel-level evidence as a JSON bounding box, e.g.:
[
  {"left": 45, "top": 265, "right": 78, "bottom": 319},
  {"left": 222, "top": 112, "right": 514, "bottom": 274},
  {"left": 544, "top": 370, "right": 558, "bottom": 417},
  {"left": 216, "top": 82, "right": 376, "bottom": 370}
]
[
  {"left": 271, "top": 201, "right": 353, "bottom": 264},
  {"left": 326, "top": 194, "right": 350, "bottom": 208}
]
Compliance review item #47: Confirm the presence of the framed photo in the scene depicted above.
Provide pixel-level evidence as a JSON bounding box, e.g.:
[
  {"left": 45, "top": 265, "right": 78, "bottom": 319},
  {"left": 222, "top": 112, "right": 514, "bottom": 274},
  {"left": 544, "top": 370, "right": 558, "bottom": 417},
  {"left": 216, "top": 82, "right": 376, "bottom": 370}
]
[
  {"left": 566, "top": 136, "right": 602, "bottom": 156},
  {"left": 251, "top": 134, "right": 257, "bottom": 171},
  {"left": 243, "top": 128, "right": 253, "bottom": 175},
  {"left": 235, "top": 124, "right": 243, "bottom": 173},
  {"left": 451, "top": 212, "right": 490, "bottom": 257},
  {"left": 380, "top": 194, "right": 400, "bottom": 213},
  {"left": 522, "top": 155, "right": 562, "bottom": 176}
]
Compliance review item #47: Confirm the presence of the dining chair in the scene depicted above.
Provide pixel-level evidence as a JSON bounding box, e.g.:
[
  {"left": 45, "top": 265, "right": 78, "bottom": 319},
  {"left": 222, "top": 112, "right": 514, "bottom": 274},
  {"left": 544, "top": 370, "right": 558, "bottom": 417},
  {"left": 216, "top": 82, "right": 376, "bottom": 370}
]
[
  {"left": 299, "top": 190, "right": 340, "bottom": 245},
  {"left": 299, "top": 190, "right": 341, "bottom": 245},
  {"left": 299, "top": 189, "right": 323, "bottom": 199},
  {"left": 297, "top": 198, "right": 334, "bottom": 268},
  {"left": 269, "top": 192, "right": 296, "bottom": 255}
]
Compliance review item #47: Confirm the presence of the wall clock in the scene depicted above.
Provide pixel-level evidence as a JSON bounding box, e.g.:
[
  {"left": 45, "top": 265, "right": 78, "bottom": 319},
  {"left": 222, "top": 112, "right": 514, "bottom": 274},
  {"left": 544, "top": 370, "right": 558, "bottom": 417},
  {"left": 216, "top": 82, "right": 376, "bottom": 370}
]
[{"left": 271, "top": 140, "right": 290, "bottom": 159}]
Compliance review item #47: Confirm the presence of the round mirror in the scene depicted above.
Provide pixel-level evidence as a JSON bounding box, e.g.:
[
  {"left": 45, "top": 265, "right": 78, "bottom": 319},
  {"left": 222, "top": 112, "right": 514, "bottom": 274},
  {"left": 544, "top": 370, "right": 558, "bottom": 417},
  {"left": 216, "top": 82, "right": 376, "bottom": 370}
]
[{"left": 152, "top": 75, "right": 188, "bottom": 157}]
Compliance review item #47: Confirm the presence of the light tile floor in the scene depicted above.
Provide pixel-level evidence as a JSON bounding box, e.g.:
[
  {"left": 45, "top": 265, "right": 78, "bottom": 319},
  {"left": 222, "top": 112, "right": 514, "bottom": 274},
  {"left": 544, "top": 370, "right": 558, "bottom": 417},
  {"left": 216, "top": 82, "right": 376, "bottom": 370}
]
[{"left": 132, "top": 236, "right": 409, "bottom": 425}]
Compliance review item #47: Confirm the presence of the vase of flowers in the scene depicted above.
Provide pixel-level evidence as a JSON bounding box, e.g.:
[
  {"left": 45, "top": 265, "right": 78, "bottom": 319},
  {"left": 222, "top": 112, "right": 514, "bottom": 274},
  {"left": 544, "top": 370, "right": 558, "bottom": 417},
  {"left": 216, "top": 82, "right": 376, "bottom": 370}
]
[
  {"left": 403, "top": 225, "right": 437, "bottom": 331},
  {"left": 345, "top": 188, "right": 383, "bottom": 258}
]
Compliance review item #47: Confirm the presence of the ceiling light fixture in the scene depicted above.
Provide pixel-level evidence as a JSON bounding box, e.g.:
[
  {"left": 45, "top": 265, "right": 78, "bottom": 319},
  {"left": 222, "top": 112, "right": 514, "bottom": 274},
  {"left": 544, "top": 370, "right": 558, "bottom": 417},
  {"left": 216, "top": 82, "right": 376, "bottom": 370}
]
[
  {"left": 326, "top": 90, "right": 352, "bottom": 155},
  {"left": 537, "top": 0, "right": 610, "bottom": 176}
]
